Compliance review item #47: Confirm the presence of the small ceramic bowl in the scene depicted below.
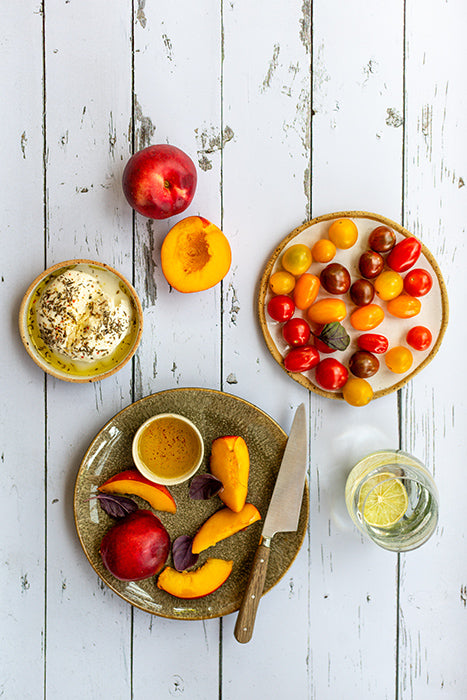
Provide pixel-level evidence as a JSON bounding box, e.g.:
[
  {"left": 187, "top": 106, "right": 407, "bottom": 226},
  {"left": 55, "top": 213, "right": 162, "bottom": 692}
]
[
  {"left": 132, "top": 413, "right": 205, "bottom": 485},
  {"left": 19, "top": 259, "right": 143, "bottom": 383}
]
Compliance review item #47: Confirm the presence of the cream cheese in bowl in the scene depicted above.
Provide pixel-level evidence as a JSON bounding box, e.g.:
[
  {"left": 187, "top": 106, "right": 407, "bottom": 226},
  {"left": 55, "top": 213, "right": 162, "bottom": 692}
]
[{"left": 19, "top": 260, "right": 143, "bottom": 382}]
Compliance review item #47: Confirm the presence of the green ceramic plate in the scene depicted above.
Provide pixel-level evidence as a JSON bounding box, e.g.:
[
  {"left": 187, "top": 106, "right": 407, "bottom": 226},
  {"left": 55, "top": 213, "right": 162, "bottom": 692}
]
[{"left": 73, "top": 388, "right": 309, "bottom": 620}]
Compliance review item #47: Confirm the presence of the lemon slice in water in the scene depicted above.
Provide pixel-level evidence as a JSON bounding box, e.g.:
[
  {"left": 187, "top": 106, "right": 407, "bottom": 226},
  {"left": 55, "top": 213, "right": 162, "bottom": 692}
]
[{"left": 360, "top": 473, "right": 409, "bottom": 528}]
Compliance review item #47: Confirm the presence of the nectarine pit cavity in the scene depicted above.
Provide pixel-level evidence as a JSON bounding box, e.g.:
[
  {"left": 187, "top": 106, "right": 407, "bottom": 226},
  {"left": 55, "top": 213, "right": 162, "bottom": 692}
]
[{"left": 180, "top": 232, "right": 211, "bottom": 274}]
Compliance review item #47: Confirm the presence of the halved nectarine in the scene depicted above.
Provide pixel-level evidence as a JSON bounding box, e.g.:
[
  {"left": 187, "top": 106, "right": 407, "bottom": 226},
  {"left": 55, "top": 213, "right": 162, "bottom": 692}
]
[
  {"left": 98, "top": 470, "right": 176, "bottom": 514},
  {"left": 160, "top": 215, "right": 231, "bottom": 293},
  {"left": 191, "top": 503, "right": 261, "bottom": 554},
  {"left": 210, "top": 435, "right": 250, "bottom": 512},
  {"left": 157, "top": 558, "right": 233, "bottom": 598}
]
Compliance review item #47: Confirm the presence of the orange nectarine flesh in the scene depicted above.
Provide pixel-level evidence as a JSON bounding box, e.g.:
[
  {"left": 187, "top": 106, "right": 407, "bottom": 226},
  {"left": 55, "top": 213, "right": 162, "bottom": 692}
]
[
  {"left": 210, "top": 436, "right": 250, "bottom": 513},
  {"left": 161, "top": 216, "right": 231, "bottom": 293},
  {"left": 191, "top": 503, "right": 261, "bottom": 554},
  {"left": 98, "top": 470, "right": 176, "bottom": 514},
  {"left": 157, "top": 558, "right": 233, "bottom": 598}
]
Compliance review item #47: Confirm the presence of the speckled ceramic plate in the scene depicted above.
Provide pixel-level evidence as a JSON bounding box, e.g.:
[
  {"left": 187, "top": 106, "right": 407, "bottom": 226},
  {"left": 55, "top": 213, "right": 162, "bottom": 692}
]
[
  {"left": 258, "top": 211, "right": 449, "bottom": 400},
  {"left": 19, "top": 259, "right": 143, "bottom": 383},
  {"left": 73, "top": 388, "right": 309, "bottom": 620}
]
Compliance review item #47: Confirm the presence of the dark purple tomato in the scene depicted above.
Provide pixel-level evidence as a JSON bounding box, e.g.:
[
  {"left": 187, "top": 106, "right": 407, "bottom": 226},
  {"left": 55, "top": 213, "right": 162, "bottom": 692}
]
[
  {"left": 320, "top": 263, "right": 351, "bottom": 295},
  {"left": 282, "top": 318, "right": 311, "bottom": 347},
  {"left": 284, "top": 345, "right": 320, "bottom": 372},
  {"left": 368, "top": 226, "right": 396, "bottom": 253},
  {"left": 358, "top": 251, "right": 384, "bottom": 279},
  {"left": 349, "top": 279, "right": 375, "bottom": 306},
  {"left": 349, "top": 350, "right": 380, "bottom": 378},
  {"left": 267, "top": 295, "right": 295, "bottom": 322}
]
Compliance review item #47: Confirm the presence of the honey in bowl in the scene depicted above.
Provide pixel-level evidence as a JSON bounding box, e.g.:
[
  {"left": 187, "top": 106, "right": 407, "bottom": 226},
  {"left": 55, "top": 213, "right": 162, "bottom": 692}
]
[{"left": 132, "top": 413, "right": 204, "bottom": 485}]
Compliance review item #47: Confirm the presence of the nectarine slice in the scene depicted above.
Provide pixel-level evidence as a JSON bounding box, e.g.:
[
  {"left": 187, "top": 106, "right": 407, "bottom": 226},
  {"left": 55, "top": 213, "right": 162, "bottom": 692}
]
[
  {"left": 157, "top": 558, "right": 233, "bottom": 598},
  {"left": 191, "top": 503, "right": 261, "bottom": 554},
  {"left": 161, "top": 216, "right": 231, "bottom": 293},
  {"left": 210, "top": 435, "right": 250, "bottom": 512},
  {"left": 98, "top": 470, "right": 176, "bottom": 514}
]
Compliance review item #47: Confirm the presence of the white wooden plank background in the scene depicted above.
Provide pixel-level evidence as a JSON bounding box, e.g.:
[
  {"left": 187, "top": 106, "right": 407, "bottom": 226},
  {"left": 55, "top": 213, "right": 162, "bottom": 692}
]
[{"left": 1, "top": 1, "right": 466, "bottom": 699}]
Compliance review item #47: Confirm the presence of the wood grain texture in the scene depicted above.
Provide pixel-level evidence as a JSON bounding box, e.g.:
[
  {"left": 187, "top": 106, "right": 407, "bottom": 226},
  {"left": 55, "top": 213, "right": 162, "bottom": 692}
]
[{"left": 1, "top": 0, "right": 466, "bottom": 698}]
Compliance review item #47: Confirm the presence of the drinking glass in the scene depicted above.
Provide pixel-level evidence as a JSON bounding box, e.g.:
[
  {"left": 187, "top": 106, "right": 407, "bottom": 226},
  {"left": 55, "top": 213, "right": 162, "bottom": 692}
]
[{"left": 345, "top": 450, "right": 439, "bottom": 552}]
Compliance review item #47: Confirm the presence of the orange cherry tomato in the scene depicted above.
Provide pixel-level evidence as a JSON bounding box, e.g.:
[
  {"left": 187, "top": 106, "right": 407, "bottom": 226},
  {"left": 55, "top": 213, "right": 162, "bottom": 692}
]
[
  {"left": 374, "top": 270, "right": 404, "bottom": 301},
  {"left": 269, "top": 270, "right": 295, "bottom": 295},
  {"left": 282, "top": 244, "right": 312, "bottom": 276},
  {"left": 311, "top": 239, "right": 336, "bottom": 263},
  {"left": 342, "top": 377, "right": 374, "bottom": 407},
  {"left": 328, "top": 218, "right": 358, "bottom": 249},
  {"left": 387, "top": 295, "right": 421, "bottom": 319},
  {"left": 293, "top": 273, "right": 320, "bottom": 310},
  {"left": 350, "top": 304, "right": 385, "bottom": 331},
  {"left": 385, "top": 346, "right": 413, "bottom": 373},
  {"left": 307, "top": 298, "right": 347, "bottom": 325}
]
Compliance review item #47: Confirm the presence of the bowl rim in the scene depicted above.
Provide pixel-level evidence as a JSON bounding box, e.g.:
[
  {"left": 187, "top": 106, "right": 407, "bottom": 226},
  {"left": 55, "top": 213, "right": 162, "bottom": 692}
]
[
  {"left": 258, "top": 210, "right": 449, "bottom": 400},
  {"left": 18, "top": 258, "right": 143, "bottom": 383}
]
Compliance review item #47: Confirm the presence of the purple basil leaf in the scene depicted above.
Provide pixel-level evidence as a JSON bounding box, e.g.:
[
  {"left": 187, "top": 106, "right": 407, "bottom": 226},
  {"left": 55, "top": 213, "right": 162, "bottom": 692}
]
[
  {"left": 189, "top": 473, "right": 223, "bottom": 500},
  {"left": 318, "top": 321, "right": 350, "bottom": 351},
  {"left": 94, "top": 492, "right": 138, "bottom": 519},
  {"left": 172, "top": 535, "right": 199, "bottom": 572}
]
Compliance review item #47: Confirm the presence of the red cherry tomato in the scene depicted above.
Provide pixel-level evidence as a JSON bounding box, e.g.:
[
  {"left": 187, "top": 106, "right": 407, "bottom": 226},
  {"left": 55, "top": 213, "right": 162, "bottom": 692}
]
[
  {"left": 387, "top": 236, "right": 421, "bottom": 272},
  {"left": 403, "top": 268, "right": 433, "bottom": 297},
  {"left": 282, "top": 318, "right": 311, "bottom": 347},
  {"left": 267, "top": 295, "right": 295, "bottom": 322},
  {"left": 357, "top": 333, "right": 389, "bottom": 354},
  {"left": 284, "top": 346, "right": 320, "bottom": 373},
  {"left": 313, "top": 336, "right": 337, "bottom": 354},
  {"left": 315, "top": 358, "right": 348, "bottom": 391},
  {"left": 406, "top": 326, "right": 432, "bottom": 351}
]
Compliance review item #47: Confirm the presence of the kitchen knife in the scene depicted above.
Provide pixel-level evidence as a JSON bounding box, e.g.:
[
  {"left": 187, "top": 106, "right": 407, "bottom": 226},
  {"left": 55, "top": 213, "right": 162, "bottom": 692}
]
[{"left": 234, "top": 403, "right": 308, "bottom": 643}]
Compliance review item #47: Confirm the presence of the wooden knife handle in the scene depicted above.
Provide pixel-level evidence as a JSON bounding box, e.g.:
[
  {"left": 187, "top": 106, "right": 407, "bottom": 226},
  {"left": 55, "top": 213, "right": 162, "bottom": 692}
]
[{"left": 234, "top": 540, "right": 271, "bottom": 643}]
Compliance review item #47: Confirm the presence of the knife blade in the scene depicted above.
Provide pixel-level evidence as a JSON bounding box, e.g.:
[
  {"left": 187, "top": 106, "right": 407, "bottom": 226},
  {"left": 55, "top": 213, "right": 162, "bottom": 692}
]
[{"left": 234, "top": 403, "right": 307, "bottom": 643}]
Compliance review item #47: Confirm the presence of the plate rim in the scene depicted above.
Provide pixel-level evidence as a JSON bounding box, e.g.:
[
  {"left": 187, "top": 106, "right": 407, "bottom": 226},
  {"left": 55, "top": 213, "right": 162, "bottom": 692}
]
[
  {"left": 258, "top": 210, "right": 449, "bottom": 400},
  {"left": 18, "top": 258, "right": 143, "bottom": 383},
  {"left": 73, "top": 386, "right": 309, "bottom": 620}
]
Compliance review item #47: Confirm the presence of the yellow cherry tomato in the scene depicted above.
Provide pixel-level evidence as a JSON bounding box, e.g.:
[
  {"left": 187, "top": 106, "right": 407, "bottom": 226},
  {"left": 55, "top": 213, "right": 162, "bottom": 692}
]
[
  {"left": 281, "top": 244, "right": 312, "bottom": 276},
  {"left": 328, "top": 218, "right": 358, "bottom": 249},
  {"left": 269, "top": 270, "right": 296, "bottom": 295},
  {"left": 342, "top": 377, "right": 374, "bottom": 406},
  {"left": 374, "top": 270, "right": 404, "bottom": 301},
  {"left": 387, "top": 295, "right": 421, "bottom": 319},
  {"left": 293, "top": 273, "right": 320, "bottom": 310},
  {"left": 307, "top": 298, "right": 347, "bottom": 324},
  {"left": 311, "top": 238, "right": 336, "bottom": 263},
  {"left": 385, "top": 346, "right": 413, "bottom": 373},
  {"left": 350, "top": 303, "right": 385, "bottom": 331}
]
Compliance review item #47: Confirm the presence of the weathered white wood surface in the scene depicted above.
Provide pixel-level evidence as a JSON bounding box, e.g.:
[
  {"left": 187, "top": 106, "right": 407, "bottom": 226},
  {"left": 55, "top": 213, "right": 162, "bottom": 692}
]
[{"left": 1, "top": 1, "right": 465, "bottom": 699}]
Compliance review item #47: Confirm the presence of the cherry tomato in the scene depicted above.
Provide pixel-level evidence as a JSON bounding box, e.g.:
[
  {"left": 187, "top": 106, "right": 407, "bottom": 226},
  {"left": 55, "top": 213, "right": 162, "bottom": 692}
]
[
  {"left": 307, "top": 298, "right": 347, "bottom": 325},
  {"left": 328, "top": 218, "right": 358, "bottom": 249},
  {"left": 350, "top": 279, "right": 374, "bottom": 306},
  {"left": 368, "top": 226, "right": 396, "bottom": 253},
  {"left": 315, "top": 358, "right": 349, "bottom": 390},
  {"left": 385, "top": 346, "right": 413, "bottom": 373},
  {"left": 293, "top": 273, "right": 320, "bottom": 310},
  {"left": 312, "top": 238, "right": 336, "bottom": 263},
  {"left": 357, "top": 333, "right": 389, "bottom": 354},
  {"left": 269, "top": 270, "right": 295, "bottom": 295},
  {"left": 284, "top": 345, "right": 320, "bottom": 373},
  {"left": 320, "top": 263, "right": 351, "bottom": 295},
  {"left": 387, "top": 236, "right": 421, "bottom": 272},
  {"left": 267, "top": 295, "right": 295, "bottom": 322},
  {"left": 349, "top": 350, "right": 379, "bottom": 378},
  {"left": 359, "top": 250, "right": 384, "bottom": 279},
  {"left": 282, "top": 318, "right": 311, "bottom": 347},
  {"left": 387, "top": 295, "right": 421, "bottom": 319},
  {"left": 406, "top": 325, "right": 432, "bottom": 351},
  {"left": 403, "top": 268, "right": 433, "bottom": 297},
  {"left": 350, "top": 304, "right": 385, "bottom": 331},
  {"left": 374, "top": 270, "right": 404, "bottom": 301},
  {"left": 342, "top": 377, "right": 374, "bottom": 407},
  {"left": 313, "top": 336, "right": 336, "bottom": 353},
  {"left": 282, "top": 244, "right": 312, "bottom": 276}
]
